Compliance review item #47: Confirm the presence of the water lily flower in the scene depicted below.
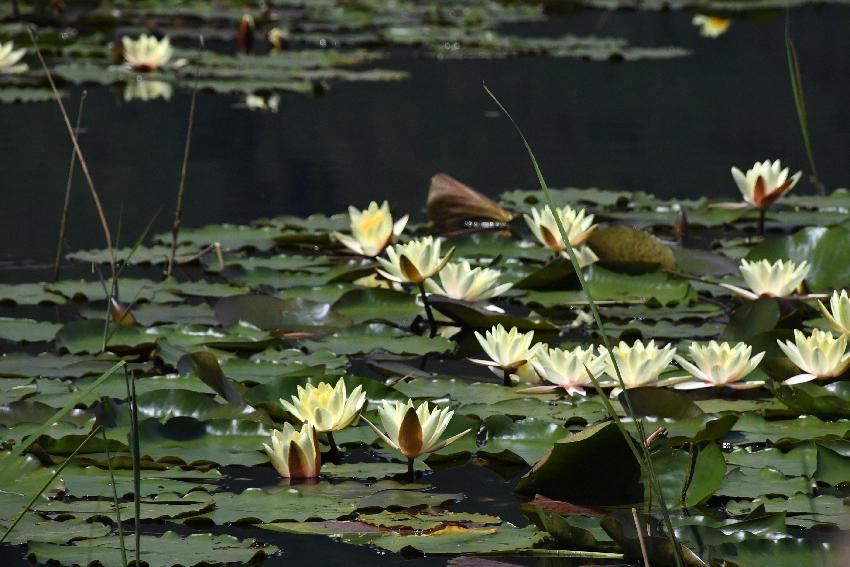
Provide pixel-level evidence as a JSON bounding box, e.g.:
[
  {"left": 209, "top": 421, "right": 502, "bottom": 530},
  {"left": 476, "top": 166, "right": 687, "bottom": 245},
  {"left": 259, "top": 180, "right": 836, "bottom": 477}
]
[
  {"left": 376, "top": 236, "right": 453, "bottom": 285},
  {"left": 262, "top": 422, "right": 321, "bottom": 479},
  {"left": 244, "top": 93, "right": 280, "bottom": 112},
  {"left": 124, "top": 78, "right": 173, "bottom": 102},
  {"left": 600, "top": 340, "right": 680, "bottom": 397},
  {"left": 524, "top": 205, "right": 597, "bottom": 254},
  {"left": 777, "top": 328, "right": 850, "bottom": 384},
  {"left": 721, "top": 259, "right": 809, "bottom": 300},
  {"left": 334, "top": 201, "right": 408, "bottom": 257},
  {"left": 0, "top": 41, "right": 27, "bottom": 75},
  {"left": 818, "top": 290, "right": 850, "bottom": 335},
  {"left": 673, "top": 341, "right": 765, "bottom": 390},
  {"left": 525, "top": 345, "right": 608, "bottom": 396},
  {"left": 470, "top": 324, "right": 544, "bottom": 385},
  {"left": 426, "top": 260, "right": 512, "bottom": 302},
  {"left": 122, "top": 34, "right": 174, "bottom": 72},
  {"left": 692, "top": 15, "right": 731, "bottom": 38},
  {"left": 280, "top": 378, "right": 366, "bottom": 433},
  {"left": 731, "top": 159, "right": 802, "bottom": 210},
  {"left": 363, "top": 399, "right": 471, "bottom": 474}
]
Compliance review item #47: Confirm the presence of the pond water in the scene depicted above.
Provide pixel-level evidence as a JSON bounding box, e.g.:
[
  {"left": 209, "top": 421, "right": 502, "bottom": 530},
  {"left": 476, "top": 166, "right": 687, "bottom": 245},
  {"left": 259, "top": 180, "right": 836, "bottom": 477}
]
[{"left": 2, "top": 5, "right": 849, "bottom": 268}]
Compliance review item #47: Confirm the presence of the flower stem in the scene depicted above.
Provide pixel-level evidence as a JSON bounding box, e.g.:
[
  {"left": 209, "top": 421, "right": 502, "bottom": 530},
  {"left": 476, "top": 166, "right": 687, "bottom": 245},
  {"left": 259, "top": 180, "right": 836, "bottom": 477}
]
[
  {"left": 418, "top": 283, "right": 437, "bottom": 338},
  {"left": 407, "top": 456, "right": 415, "bottom": 480},
  {"left": 326, "top": 431, "right": 341, "bottom": 465}
]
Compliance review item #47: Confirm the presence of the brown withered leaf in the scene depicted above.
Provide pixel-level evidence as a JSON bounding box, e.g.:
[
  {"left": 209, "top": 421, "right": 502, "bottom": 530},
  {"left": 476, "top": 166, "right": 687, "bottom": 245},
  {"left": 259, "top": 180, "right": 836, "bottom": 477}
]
[{"left": 426, "top": 174, "right": 515, "bottom": 234}]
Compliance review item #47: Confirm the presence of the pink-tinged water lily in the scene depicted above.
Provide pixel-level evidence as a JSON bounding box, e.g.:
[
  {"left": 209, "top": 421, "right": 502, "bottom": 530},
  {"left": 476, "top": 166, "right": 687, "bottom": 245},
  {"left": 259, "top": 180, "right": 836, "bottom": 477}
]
[
  {"left": 673, "top": 341, "right": 765, "bottom": 390},
  {"left": 721, "top": 259, "right": 809, "bottom": 300},
  {"left": 777, "top": 328, "right": 850, "bottom": 385},
  {"left": 425, "top": 260, "right": 512, "bottom": 302},
  {"left": 731, "top": 159, "right": 802, "bottom": 210},
  {"left": 692, "top": 15, "right": 731, "bottom": 38},
  {"left": 262, "top": 422, "right": 321, "bottom": 479},
  {"left": 333, "top": 201, "right": 408, "bottom": 257},
  {"left": 0, "top": 41, "right": 27, "bottom": 75},
  {"left": 470, "top": 324, "right": 544, "bottom": 385},
  {"left": 600, "top": 340, "right": 682, "bottom": 397},
  {"left": 524, "top": 205, "right": 597, "bottom": 253},
  {"left": 523, "top": 345, "right": 608, "bottom": 396},
  {"left": 279, "top": 378, "right": 366, "bottom": 433},
  {"left": 376, "top": 236, "right": 453, "bottom": 285},
  {"left": 818, "top": 290, "right": 850, "bottom": 335},
  {"left": 122, "top": 34, "right": 174, "bottom": 72},
  {"left": 363, "top": 399, "right": 471, "bottom": 473}
]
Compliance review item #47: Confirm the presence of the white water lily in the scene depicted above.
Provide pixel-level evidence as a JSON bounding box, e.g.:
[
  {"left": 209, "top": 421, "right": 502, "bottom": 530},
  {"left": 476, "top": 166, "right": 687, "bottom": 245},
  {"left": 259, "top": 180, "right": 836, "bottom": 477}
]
[
  {"left": 818, "top": 290, "right": 850, "bottom": 335},
  {"left": 426, "top": 261, "right": 512, "bottom": 302},
  {"left": 0, "top": 41, "right": 27, "bottom": 75},
  {"left": 731, "top": 159, "right": 802, "bottom": 209},
  {"left": 674, "top": 341, "right": 765, "bottom": 390},
  {"left": 525, "top": 345, "right": 608, "bottom": 396},
  {"left": 280, "top": 378, "right": 366, "bottom": 433},
  {"left": 262, "top": 422, "right": 321, "bottom": 479},
  {"left": 334, "top": 201, "right": 408, "bottom": 257},
  {"left": 245, "top": 94, "right": 280, "bottom": 112},
  {"left": 692, "top": 15, "right": 731, "bottom": 38},
  {"left": 524, "top": 205, "right": 596, "bottom": 254},
  {"left": 364, "top": 399, "right": 471, "bottom": 462},
  {"left": 377, "top": 236, "right": 453, "bottom": 285},
  {"left": 470, "top": 324, "right": 544, "bottom": 385},
  {"left": 124, "top": 78, "right": 173, "bottom": 102},
  {"left": 721, "top": 259, "right": 810, "bottom": 300},
  {"left": 122, "top": 34, "right": 174, "bottom": 72},
  {"left": 601, "top": 340, "right": 680, "bottom": 397},
  {"left": 777, "top": 328, "right": 850, "bottom": 384}
]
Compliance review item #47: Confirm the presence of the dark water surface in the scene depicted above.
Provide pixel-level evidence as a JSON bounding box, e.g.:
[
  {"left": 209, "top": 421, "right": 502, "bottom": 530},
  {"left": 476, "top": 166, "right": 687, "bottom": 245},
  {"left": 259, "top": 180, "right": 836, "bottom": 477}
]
[{"left": 2, "top": 6, "right": 850, "bottom": 268}]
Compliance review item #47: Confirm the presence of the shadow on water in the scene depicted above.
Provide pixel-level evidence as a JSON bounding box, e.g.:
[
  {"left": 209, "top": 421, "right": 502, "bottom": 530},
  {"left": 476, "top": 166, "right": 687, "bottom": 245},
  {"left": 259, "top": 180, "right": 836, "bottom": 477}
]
[{"left": 1, "top": 6, "right": 849, "bottom": 267}]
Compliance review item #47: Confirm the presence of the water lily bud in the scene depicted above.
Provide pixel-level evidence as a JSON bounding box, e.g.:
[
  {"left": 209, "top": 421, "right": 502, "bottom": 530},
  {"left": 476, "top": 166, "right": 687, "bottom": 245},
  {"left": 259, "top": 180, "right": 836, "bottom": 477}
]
[
  {"left": 0, "top": 41, "right": 28, "bottom": 75},
  {"left": 238, "top": 14, "right": 255, "bottom": 54},
  {"left": 334, "top": 201, "right": 408, "bottom": 257},
  {"left": 262, "top": 422, "right": 321, "bottom": 479},
  {"left": 674, "top": 341, "right": 765, "bottom": 390},
  {"left": 818, "top": 290, "right": 850, "bottom": 335}
]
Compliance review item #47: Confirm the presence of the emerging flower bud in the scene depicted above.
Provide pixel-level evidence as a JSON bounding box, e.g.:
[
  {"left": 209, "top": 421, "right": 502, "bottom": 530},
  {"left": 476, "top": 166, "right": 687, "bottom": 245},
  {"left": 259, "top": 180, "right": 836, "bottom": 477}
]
[
  {"left": 262, "top": 422, "right": 321, "bottom": 479},
  {"left": 818, "top": 290, "right": 850, "bottom": 335}
]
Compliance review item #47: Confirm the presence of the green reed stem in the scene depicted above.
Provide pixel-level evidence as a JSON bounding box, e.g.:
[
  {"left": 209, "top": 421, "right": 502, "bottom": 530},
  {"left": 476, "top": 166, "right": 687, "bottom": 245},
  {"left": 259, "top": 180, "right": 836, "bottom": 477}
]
[
  {"left": 484, "top": 84, "right": 685, "bottom": 567},
  {"left": 123, "top": 366, "right": 141, "bottom": 565},
  {"left": 1, "top": 426, "right": 101, "bottom": 544},
  {"left": 101, "top": 425, "right": 128, "bottom": 567}
]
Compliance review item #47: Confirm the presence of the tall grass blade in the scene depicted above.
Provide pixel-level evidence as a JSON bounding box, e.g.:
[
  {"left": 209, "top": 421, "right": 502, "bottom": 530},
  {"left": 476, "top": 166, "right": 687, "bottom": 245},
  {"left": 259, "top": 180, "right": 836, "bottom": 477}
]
[
  {"left": 53, "top": 91, "right": 87, "bottom": 282},
  {"left": 1, "top": 426, "right": 101, "bottom": 544},
  {"left": 16, "top": 360, "right": 125, "bottom": 456},
  {"left": 785, "top": 16, "right": 824, "bottom": 195},
  {"left": 123, "top": 365, "right": 141, "bottom": 565},
  {"left": 101, "top": 425, "right": 128, "bottom": 567},
  {"left": 483, "top": 84, "right": 685, "bottom": 567}
]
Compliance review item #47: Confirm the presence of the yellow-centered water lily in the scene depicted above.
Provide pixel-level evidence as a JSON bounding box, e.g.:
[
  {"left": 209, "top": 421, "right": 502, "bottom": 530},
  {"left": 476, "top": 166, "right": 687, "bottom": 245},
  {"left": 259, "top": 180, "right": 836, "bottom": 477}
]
[
  {"left": 334, "top": 201, "right": 408, "bottom": 257},
  {"left": 470, "top": 324, "right": 544, "bottom": 385},
  {"left": 692, "top": 15, "right": 731, "bottom": 38},
  {"left": 524, "top": 345, "right": 608, "bottom": 396},
  {"left": 673, "top": 341, "right": 765, "bottom": 390},
  {"left": 426, "top": 261, "right": 512, "bottom": 302},
  {"left": 122, "top": 34, "right": 174, "bottom": 72},
  {"left": 0, "top": 41, "right": 27, "bottom": 75},
  {"left": 818, "top": 290, "right": 850, "bottom": 335},
  {"left": 376, "top": 236, "right": 453, "bottom": 285},
  {"left": 363, "top": 399, "right": 470, "bottom": 467},
  {"left": 777, "top": 328, "right": 850, "bottom": 385},
  {"left": 721, "top": 259, "right": 810, "bottom": 300},
  {"left": 280, "top": 378, "right": 366, "bottom": 433},
  {"left": 524, "top": 205, "right": 597, "bottom": 254},
  {"left": 600, "top": 340, "right": 681, "bottom": 397},
  {"left": 124, "top": 78, "right": 173, "bottom": 102},
  {"left": 262, "top": 422, "right": 321, "bottom": 479},
  {"left": 731, "top": 159, "right": 802, "bottom": 210}
]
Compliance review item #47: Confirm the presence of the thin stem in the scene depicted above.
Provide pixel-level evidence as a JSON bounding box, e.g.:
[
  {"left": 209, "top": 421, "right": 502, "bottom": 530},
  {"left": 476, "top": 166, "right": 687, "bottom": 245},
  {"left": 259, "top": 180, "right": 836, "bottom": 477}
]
[
  {"left": 123, "top": 367, "right": 141, "bottom": 566},
  {"left": 418, "top": 283, "right": 437, "bottom": 338},
  {"left": 326, "top": 431, "right": 341, "bottom": 465},
  {"left": 53, "top": 91, "right": 86, "bottom": 282},
  {"left": 406, "top": 456, "right": 415, "bottom": 480},
  {"left": 101, "top": 426, "right": 128, "bottom": 567},
  {"left": 1, "top": 426, "right": 101, "bottom": 544},
  {"left": 167, "top": 45, "right": 202, "bottom": 277},
  {"left": 680, "top": 443, "right": 697, "bottom": 510},
  {"left": 502, "top": 368, "right": 512, "bottom": 387},
  {"left": 632, "top": 508, "right": 652, "bottom": 567},
  {"left": 27, "top": 27, "right": 115, "bottom": 279}
]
